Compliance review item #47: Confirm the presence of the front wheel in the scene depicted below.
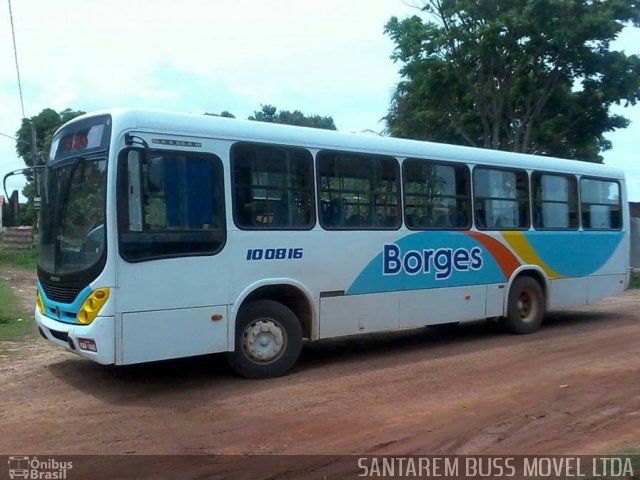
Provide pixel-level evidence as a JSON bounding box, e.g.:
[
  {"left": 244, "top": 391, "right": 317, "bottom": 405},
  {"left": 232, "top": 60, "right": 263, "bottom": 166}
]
[
  {"left": 226, "top": 300, "right": 303, "bottom": 379},
  {"left": 501, "top": 276, "right": 545, "bottom": 334}
]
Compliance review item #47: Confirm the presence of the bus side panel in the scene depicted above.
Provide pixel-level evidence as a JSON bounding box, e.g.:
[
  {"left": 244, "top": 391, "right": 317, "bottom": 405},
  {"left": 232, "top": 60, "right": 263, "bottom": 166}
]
[
  {"left": 399, "top": 285, "right": 486, "bottom": 328},
  {"left": 318, "top": 283, "right": 489, "bottom": 338},
  {"left": 121, "top": 305, "right": 228, "bottom": 364},
  {"left": 584, "top": 232, "right": 629, "bottom": 303},
  {"left": 548, "top": 277, "right": 589, "bottom": 309},
  {"left": 587, "top": 274, "right": 627, "bottom": 304},
  {"left": 319, "top": 293, "right": 399, "bottom": 338},
  {"left": 230, "top": 229, "right": 401, "bottom": 333},
  {"left": 486, "top": 283, "right": 506, "bottom": 317}
]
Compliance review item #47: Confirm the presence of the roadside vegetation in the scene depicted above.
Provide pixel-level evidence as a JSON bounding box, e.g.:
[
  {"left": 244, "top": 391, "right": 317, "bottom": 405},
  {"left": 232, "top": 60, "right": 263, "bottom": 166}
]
[
  {"left": 0, "top": 280, "right": 34, "bottom": 341},
  {"left": 630, "top": 270, "right": 640, "bottom": 289},
  {"left": 0, "top": 248, "right": 38, "bottom": 271},
  {"left": 0, "top": 238, "right": 37, "bottom": 344},
  {"left": 0, "top": 235, "right": 38, "bottom": 270}
]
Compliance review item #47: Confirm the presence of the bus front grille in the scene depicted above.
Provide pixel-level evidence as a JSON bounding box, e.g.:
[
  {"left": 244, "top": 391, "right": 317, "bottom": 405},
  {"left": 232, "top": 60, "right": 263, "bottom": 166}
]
[{"left": 40, "top": 282, "right": 83, "bottom": 304}]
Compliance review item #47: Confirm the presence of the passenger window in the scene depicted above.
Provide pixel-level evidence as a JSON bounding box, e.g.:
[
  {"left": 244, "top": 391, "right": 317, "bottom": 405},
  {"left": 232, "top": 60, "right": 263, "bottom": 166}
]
[
  {"left": 580, "top": 178, "right": 621, "bottom": 230},
  {"left": 403, "top": 159, "right": 471, "bottom": 229},
  {"left": 473, "top": 167, "right": 529, "bottom": 230},
  {"left": 532, "top": 173, "right": 578, "bottom": 229},
  {"left": 232, "top": 143, "right": 314, "bottom": 229},
  {"left": 317, "top": 151, "right": 400, "bottom": 230},
  {"left": 117, "top": 149, "right": 225, "bottom": 262}
]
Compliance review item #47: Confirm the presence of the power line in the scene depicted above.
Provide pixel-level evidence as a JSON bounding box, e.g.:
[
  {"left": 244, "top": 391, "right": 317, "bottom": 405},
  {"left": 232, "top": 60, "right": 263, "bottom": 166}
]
[
  {"left": 0, "top": 131, "right": 17, "bottom": 141},
  {"left": 0, "top": 130, "right": 31, "bottom": 147},
  {"left": 0, "top": 133, "right": 31, "bottom": 169},
  {"left": 7, "top": 0, "right": 26, "bottom": 119},
  {"left": 0, "top": 159, "right": 26, "bottom": 169}
]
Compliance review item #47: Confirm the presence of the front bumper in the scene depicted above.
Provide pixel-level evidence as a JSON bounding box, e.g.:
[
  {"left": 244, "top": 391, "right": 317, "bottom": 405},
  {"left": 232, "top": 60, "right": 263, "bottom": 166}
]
[{"left": 34, "top": 308, "right": 115, "bottom": 365}]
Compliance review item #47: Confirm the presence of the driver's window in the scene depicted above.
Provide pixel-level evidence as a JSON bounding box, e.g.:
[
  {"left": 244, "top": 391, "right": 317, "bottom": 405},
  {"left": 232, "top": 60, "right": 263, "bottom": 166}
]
[{"left": 117, "top": 148, "right": 226, "bottom": 262}]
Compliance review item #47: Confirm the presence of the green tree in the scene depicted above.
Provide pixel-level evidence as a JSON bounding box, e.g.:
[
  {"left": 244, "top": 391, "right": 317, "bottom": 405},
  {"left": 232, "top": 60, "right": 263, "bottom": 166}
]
[
  {"left": 204, "top": 111, "right": 236, "bottom": 118},
  {"left": 249, "top": 105, "right": 337, "bottom": 130},
  {"left": 16, "top": 108, "right": 85, "bottom": 166},
  {"left": 14, "top": 108, "right": 85, "bottom": 226},
  {"left": 385, "top": 0, "right": 640, "bottom": 162}
]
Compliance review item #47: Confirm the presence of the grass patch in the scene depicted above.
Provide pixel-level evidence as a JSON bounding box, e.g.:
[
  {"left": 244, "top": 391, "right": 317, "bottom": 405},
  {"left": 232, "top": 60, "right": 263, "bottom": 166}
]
[
  {"left": 0, "top": 235, "right": 38, "bottom": 270},
  {"left": 0, "top": 279, "right": 35, "bottom": 341},
  {"left": 630, "top": 270, "right": 640, "bottom": 290},
  {"left": 0, "top": 248, "right": 38, "bottom": 270}
]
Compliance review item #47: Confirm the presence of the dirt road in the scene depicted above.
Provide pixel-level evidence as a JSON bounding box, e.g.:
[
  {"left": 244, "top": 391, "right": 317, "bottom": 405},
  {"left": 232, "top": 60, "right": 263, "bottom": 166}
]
[{"left": 1, "top": 271, "right": 639, "bottom": 457}]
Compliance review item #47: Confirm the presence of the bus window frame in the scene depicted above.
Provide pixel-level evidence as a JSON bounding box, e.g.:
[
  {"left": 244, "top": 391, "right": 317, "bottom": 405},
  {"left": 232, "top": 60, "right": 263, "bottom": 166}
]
[
  {"left": 402, "top": 157, "right": 472, "bottom": 231},
  {"left": 472, "top": 165, "right": 531, "bottom": 231},
  {"left": 230, "top": 141, "right": 317, "bottom": 231},
  {"left": 316, "top": 149, "right": 402, "bottom": 231},
  {"left": 116, "top": 146, "right": 227, "bottom": 263},
  {"left": 531, "top": 171, "right": 580, "bottom": 231},
  {"left": 579, "top": 175, "right": 623, "bottom": 231}
]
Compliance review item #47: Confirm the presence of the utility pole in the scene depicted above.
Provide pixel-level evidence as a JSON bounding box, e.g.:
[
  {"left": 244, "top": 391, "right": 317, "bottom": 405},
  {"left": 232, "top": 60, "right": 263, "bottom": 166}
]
[{"left": 30, "top": 121, "right": 40, "bottom": 229}]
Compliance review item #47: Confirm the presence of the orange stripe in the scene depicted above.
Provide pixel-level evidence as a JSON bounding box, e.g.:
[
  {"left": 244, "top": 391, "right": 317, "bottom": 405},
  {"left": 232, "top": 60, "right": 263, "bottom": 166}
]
[{"left": 466, "top": 231, "right": 521, "bottom": 279}]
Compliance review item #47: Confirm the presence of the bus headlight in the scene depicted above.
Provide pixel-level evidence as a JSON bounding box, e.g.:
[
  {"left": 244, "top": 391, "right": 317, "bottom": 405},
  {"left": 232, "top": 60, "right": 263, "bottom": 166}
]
[
  {"left": 36, "top": 290, "right": 45, "bottom": 314},
  {"left": 78, "top": 288, "right": 110, "bottom": 325}
]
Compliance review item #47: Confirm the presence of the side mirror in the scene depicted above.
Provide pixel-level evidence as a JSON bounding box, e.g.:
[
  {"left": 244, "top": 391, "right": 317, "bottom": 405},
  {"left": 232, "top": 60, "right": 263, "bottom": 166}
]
[{"left": 3, "top": 165, "right": 48, "bottom": 202}]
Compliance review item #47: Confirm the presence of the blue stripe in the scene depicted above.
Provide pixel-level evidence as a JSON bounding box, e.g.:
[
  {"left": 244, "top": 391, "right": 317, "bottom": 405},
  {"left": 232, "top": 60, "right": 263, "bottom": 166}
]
[
  {"left": 347, "top": 231, "right": 505, "bottom": 295},
  {"left": 523, "top": 231, "right": 624, "bottom": 277},
  {"left": 37, "top": 281, "right": 93, "bottom": 324}
]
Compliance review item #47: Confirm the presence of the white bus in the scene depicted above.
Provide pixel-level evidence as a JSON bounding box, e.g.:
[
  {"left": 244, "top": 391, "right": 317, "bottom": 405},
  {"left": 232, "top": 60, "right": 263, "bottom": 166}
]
[{"left": 33, "top": 109, "right": 631, "bottom": 378}]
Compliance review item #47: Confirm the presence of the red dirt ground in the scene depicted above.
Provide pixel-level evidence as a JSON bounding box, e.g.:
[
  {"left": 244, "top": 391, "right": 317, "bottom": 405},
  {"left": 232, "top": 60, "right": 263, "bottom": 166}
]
[{"left": 1, "top": 268, "right": 639, "bottom": 474}]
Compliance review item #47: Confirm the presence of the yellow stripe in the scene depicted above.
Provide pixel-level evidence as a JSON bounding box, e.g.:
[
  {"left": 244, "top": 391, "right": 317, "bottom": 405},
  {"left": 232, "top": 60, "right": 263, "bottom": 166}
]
[{"left": 501, "top": 231, "right": 563, "bottom": 279}]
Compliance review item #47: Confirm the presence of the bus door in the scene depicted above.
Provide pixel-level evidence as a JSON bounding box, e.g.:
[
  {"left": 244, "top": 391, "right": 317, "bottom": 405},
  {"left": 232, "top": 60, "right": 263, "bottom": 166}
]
[{"left": 114, "top": 142, "right": 231, "bottom": 364}]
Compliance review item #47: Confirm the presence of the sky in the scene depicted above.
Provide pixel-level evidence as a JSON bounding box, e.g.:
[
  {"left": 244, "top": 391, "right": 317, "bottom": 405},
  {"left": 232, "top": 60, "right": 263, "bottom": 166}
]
[{"left": 1, "top": 0, "right": 638, "bottom": 201}]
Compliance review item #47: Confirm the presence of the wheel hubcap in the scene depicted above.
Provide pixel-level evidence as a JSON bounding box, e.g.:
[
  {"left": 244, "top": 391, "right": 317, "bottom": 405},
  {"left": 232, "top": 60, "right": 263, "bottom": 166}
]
[
  {"left": 517, "top": 289, "right": 537, "bottom": 322},
  {"left": 242, "top": 319, "right": 286, "bottom": 364}
]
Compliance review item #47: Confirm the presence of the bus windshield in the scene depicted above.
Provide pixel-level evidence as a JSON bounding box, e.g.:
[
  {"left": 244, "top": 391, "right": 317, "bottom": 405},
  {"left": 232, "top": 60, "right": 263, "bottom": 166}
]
[{"left": 39, "top": 157, "right": 107, "bottom": 275}]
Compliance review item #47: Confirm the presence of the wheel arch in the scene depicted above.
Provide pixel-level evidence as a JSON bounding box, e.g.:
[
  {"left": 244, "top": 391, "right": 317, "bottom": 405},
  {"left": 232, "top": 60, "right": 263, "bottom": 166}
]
[
  {"left": 504, "top": 265, "right": 549, "bottom": 313},
  {"left": 230, "top": 279, "right": 317, "bottom": 348}
]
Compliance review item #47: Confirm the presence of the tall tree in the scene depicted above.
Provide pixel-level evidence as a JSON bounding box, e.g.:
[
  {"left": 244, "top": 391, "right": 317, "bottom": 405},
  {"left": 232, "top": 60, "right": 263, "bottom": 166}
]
[
  {"left": 16, "top": 108, "right": 85, "bottom": 166},
  {"left": 14, "top": 108, "right": 85, "bottom": 226},
  {"left": 385, "top": 0, "right": 640, "bottom": 162},
  {"left": 249, "top": 105, "right": 337, "bottom": 130}
]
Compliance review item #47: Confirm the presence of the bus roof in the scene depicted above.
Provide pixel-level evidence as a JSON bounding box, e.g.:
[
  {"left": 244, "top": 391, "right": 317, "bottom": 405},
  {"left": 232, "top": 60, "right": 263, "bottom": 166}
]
[{"left": 68, "top": 108, "right": 626, "bottom": 180}]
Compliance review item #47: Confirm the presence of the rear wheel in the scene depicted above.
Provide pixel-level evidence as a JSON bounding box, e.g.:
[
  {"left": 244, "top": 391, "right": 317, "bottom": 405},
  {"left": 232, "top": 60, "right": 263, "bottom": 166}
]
[
  {"left": 226, "top": 300, "right": 302, "bottom": 379},
  {"left": 501, "top": 276, "right": 545, "bottom": 334}
]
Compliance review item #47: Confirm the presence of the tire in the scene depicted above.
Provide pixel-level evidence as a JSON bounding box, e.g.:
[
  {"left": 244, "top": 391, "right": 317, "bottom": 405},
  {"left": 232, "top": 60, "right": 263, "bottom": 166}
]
[
  {"left": 226, "top": 300, "right": 303, "bottom": 379},
  {"left": 501, "top": 276, "right": 545, "bottom": 334}
]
